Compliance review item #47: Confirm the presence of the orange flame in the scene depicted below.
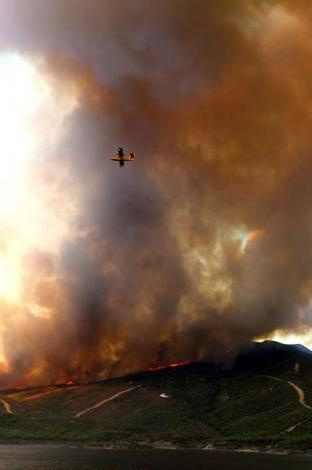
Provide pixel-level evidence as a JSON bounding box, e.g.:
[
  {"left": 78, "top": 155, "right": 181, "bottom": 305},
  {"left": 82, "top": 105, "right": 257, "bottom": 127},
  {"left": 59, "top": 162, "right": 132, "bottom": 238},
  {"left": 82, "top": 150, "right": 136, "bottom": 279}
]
[
  {"left": 148, "top": 360, "right": 193, "bottom": 371},
  {"left": 66, "top": 380, "right": 75, "bottom": 386}
]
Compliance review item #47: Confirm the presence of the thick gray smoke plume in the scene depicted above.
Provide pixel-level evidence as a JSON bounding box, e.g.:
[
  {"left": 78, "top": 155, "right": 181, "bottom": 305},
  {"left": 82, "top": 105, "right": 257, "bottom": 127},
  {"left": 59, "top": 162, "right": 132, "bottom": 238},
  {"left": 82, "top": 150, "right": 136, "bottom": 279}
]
[{"left": 0, "top": 0, "right": 311, "bottom": 386}]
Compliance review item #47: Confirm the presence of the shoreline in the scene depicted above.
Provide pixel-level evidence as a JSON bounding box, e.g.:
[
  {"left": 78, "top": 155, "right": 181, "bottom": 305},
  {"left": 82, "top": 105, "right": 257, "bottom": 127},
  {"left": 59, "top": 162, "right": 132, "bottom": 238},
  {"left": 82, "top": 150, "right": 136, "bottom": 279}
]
[{"left": 0, "top": 441, "right": 311, "bottom": 457}]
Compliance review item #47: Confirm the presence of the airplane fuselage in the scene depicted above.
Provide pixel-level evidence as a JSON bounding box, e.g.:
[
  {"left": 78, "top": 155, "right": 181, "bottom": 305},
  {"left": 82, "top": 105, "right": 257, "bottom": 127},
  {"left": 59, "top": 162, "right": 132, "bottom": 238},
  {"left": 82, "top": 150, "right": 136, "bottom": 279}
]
[{"left": 111, "top": 147, "right": 135, "bottom": 167}]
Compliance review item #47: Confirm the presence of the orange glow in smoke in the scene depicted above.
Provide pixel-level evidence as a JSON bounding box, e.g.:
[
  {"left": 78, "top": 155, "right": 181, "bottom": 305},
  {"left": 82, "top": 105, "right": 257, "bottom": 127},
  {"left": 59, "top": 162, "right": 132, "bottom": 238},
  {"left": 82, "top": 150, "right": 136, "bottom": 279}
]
[{"left": 241, "top": 229, "right": 265, "bottom": 254}]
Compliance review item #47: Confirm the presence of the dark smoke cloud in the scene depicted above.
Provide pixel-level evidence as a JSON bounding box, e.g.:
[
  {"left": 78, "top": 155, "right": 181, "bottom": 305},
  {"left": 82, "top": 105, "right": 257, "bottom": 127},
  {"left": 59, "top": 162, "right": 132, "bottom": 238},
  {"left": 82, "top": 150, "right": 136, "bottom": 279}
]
[{"left": 0, "top": 0, "right": 311, "bottom": 386}]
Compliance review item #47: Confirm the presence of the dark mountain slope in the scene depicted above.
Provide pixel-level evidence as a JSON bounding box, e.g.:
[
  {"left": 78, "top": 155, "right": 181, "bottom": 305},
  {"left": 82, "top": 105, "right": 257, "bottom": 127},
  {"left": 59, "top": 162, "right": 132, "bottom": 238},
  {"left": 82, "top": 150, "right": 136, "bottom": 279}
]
[{"left": 1, "top": 341, "right": 312, "bottom": 450}]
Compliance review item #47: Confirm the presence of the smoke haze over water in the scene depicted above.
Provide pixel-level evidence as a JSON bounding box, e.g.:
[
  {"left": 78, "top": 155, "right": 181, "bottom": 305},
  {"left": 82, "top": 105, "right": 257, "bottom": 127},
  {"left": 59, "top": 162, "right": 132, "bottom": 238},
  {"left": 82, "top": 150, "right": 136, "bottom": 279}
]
[{"left": 0, "top": 0, "right": 311, "bottom": 386}]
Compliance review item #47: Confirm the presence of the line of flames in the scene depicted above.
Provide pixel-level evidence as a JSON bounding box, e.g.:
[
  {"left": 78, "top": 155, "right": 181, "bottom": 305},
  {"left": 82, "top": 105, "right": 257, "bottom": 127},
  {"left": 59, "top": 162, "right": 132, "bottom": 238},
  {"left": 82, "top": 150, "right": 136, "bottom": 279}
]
[
  {"left": 148, "top": 360, "right": 193, "bottom": 371},
  {"left": 61, "top": 361, "right": 194, "bottom": 387}
]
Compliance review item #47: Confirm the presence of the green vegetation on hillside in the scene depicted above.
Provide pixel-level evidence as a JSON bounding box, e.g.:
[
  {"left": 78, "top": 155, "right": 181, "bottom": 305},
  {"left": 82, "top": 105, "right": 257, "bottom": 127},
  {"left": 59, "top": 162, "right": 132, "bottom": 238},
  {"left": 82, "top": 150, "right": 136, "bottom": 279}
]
[{"left": 1, "top": 343, "right": 312, "bottom": 450}]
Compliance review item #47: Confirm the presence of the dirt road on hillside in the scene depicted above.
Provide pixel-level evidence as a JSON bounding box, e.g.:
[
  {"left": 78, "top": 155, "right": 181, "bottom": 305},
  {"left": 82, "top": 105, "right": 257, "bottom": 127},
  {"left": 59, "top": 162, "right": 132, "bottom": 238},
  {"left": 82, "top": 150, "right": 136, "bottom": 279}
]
[
  {"left": 75, "top": 385, "right": 139, "bottom": 418},
  {"left": 0, "top": 399, "right": 12, "bottom": 414},
  {"left": 287, "top": 380, "right": 312, "bottom": 410},
  {"left": 23, "top": 388, "right": 63, "bottom": 402},
  {"left": 267, "top": 376, "right": 312, "bottom": 410}
]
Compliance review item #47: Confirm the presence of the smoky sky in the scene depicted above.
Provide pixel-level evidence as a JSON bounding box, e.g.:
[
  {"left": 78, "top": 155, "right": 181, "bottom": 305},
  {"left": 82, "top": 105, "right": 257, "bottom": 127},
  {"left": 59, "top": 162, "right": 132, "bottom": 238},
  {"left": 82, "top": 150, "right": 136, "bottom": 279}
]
[{"left": 0, "top": 0, "right": 311, "bottom": 386}]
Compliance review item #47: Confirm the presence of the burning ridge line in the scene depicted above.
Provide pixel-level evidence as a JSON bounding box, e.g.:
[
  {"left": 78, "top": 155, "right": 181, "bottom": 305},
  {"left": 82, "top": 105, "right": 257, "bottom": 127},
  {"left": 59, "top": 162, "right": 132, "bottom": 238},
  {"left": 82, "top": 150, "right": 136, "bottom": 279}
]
[
  {"left": 148, "top": 360, "right": 193, "bottom": 371},
  {"left": 74, "top": 385, "right": 139, "bottom": 418}
]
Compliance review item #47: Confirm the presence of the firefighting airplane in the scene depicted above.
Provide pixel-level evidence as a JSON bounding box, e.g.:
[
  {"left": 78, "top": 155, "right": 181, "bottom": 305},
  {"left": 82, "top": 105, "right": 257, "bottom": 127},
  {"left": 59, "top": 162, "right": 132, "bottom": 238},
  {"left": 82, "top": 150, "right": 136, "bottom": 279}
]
[{"left": 111, "top": 147, "right": 136, "bottom": 167}]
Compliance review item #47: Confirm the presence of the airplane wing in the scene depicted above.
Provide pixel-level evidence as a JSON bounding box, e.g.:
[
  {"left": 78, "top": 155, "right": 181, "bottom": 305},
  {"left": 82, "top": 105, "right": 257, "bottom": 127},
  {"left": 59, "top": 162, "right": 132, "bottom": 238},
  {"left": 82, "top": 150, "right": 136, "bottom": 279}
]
[{"left": 111, "top": 154, "right": 135, "bottom": 162}]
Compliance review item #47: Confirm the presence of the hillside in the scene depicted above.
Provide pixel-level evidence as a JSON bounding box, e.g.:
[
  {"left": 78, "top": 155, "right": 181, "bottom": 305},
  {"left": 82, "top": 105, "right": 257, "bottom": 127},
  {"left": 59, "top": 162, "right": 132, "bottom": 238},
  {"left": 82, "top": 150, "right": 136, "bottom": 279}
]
[{"left": 1, "top": 341, "right": 312, "bottom": 450}]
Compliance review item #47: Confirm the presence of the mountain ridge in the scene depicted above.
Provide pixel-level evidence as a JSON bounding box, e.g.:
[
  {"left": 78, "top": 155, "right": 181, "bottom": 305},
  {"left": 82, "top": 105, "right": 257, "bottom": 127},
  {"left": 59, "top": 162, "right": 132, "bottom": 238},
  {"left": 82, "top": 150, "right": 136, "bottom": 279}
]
[{"left": 0, "top": 340, "right": 312, "bottom": 450}]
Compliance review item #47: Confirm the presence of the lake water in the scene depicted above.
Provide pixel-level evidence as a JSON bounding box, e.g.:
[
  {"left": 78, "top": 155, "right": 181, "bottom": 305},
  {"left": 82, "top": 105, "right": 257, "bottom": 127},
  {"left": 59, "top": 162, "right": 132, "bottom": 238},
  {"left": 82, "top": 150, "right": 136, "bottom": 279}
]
[{"left": 0, "top": 445, "right": 311, "bottom": 469}]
